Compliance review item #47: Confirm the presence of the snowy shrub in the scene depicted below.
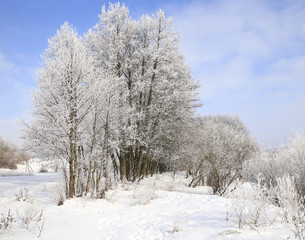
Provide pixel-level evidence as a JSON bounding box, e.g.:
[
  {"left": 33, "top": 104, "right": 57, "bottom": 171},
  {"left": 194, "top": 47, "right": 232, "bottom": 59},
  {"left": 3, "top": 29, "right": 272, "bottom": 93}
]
[
  {"left": 279, "top": 131, "right": 305, "bottom": 196},
  {"left": 39, "top": 166, "right": 48, "bottom": 173},
  {"left": 15, "top": 187, "right": 30, "bottom": 202},
  {"left": 273, "top": 175, "right": 305, "bottom": 239},
  {"left": 229, "top": 174, "right": 305, "bottom": 238},
  {"left": 154, "top": 175, "right": 176, "bottom": 192},
  {"left": 17, "top": 203, "right": 45, "bottom": 238},
  {"left": 17, "top": 203, "right": 43, "bottom": 230},
  {"left": 275, "top": 175, "right": 299, "bottom": 223},
  {"left": 170, "top": 212, "right": 184, "bottom": 233},
  {"left": 154, "top": 174, "right": 160, "bottom": 181},
  {"left": 243, "top": 131, "right": 305, "bottom": 197},
  {"left": 242, "top": 132, "right": 305, "bottom": 238},
  {"left": 53, "top": 182, "right": 66, "bottom": 206},
  {"left": 229, "top": 196, "right": 247, "bottom": 229},
  {"left": 56, "top": 192, "right": 65, "bottom": 206},
  {"left": 151, "top": 173, "right": 187, "bottom": 192},
  {"left": 132, "top": 179, "right": 156, "bottom": 205},
  {"left": 0, "top": 209, "right": 14, "bottom": 233},
  {"left": 243, "top": 150, "right": 280, "bottom": 186},
  {"left": 228, "top": 175, "right": 275, "bottom": 228},
  {"left": 291, "top": 201, "right": 305, "bottom": 240},
  {"left": 165, "top": 180, "right": 176, "bottom": 192},
  {"left": 35, "top": 210, "right": 45, "bottom": 238},
  {"left": 105, "top": 189, "right": 119, "bottom": 203}
]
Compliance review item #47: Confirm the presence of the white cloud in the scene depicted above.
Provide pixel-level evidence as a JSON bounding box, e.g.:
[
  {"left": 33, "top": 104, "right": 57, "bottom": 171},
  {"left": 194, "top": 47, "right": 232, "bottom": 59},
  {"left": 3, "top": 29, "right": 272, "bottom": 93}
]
[{"left": 164, "top": 0, "right": 305, "bottom": 146}]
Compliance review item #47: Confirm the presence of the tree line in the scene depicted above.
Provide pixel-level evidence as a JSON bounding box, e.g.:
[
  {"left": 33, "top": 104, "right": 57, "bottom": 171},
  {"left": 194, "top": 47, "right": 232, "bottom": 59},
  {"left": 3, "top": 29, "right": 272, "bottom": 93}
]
[
  {"left": 23, "top": 3, "right": 257, "bottom": 199},
  {"left": 0, "top": 137, "right": 29, "bottom": 170}
]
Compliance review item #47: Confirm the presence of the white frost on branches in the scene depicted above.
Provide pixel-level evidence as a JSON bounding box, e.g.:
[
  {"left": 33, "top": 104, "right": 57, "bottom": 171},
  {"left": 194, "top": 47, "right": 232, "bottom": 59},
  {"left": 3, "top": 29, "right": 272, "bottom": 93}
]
[{"left": 23, "top": 3, "right": 199, "bottom": 198}]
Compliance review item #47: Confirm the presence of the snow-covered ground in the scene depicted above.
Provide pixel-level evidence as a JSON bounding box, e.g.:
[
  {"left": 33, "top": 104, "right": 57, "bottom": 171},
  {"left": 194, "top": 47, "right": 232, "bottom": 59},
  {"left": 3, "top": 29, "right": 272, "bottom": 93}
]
[{"left": 0, "top": 160, "right": 294, "bottom": 240}]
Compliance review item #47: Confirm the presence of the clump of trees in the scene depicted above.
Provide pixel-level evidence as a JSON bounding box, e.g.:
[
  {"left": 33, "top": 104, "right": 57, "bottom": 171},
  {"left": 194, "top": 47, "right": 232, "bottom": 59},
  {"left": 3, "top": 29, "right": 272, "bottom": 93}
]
[
  {"left": 23, "top": 3, "right": 199, "bottom": 198},
  {"left": 23, "top": 2, "right": 262, "bottom": 200},
  {"left": 176, "top": 115, "right": 258, "bottom": 195},
  {"left": 0, "top": 137, "right": 29, "bottom": 169},
  {"left": 243, "top": 130, "right": 305, "bottom": 197}
]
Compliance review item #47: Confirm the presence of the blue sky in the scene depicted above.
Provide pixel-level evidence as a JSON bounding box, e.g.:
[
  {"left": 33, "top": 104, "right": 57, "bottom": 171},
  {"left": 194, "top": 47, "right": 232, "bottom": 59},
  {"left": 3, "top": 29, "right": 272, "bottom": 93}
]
[{"left": 1, "top": 0, "right": 305, "bottom": 147}]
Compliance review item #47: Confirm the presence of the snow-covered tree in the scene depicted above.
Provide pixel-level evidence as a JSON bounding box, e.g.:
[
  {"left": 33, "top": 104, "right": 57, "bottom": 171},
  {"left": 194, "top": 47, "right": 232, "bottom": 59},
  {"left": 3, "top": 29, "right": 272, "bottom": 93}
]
[
  {"left": 24, "top": 3, "right": 200, "bottom": 198},
  {"left": 183, "top": 115, "right": 258, "bottom": 195},
  {"left": 87, "top": 3, "right": 199, "bottom": 181},
  {"left": 86, "top": 3, "right": 134, "bottom": 183},
  {"left": 23, "top": 22, "right": 95, "bottom": 198}
]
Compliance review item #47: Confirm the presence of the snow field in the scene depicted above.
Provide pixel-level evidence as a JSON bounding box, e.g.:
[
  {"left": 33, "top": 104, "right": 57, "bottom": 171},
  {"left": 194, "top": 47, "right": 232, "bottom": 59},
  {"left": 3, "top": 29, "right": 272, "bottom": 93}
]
[{"left": 0, "top": 164, "right": 294, "bottom": 240}]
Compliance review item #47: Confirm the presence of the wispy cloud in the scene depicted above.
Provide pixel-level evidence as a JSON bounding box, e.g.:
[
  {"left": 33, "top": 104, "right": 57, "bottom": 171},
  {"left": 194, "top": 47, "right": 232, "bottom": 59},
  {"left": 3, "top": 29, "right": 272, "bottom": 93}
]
[
  {"left": 165, "top": 0, "right": 305, "bottom": 146},
  {"left": 0, "top": 53, "right": 14, "bottom": 71},
  {"left": 0, "top": 51, "right": 36, "bottom": 145}
]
